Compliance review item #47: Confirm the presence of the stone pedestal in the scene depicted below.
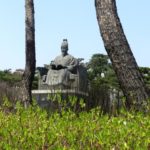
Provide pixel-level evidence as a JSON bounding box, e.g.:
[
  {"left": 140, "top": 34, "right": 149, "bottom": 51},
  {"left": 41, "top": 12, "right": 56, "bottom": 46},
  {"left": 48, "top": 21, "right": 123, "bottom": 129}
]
[{"left": 32, "top": 89, "right": 88, "bottom": 111}]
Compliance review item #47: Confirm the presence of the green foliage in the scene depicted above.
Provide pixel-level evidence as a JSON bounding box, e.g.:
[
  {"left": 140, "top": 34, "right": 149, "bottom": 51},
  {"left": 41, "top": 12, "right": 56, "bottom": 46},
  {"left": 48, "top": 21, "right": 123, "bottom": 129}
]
[
  {"left": 0, "top": 100, "right": 150, "bottom": 149},
  {"left": 87, "top": 54, "right": 121, "bottom": 111},
  {"left": 0, "top": 70, "right": 38, "bottom": 89},
  {"left": 87, "top": 54, "right": 109, "bottom": 80},
  {"left": 140, "top": 67, "right": 150, "bottom": 89},
  {"left": 0, "top": 70, "right": 21, "bottom": 84},
  {"left": 32, "top": 76, "right": 38, "bottom": 89},
  {"left": 87, "top": 54, "right": 150, "bottom": 91},
  {"left": 87, "top": 53, "right": 119, "bottom": 89}
]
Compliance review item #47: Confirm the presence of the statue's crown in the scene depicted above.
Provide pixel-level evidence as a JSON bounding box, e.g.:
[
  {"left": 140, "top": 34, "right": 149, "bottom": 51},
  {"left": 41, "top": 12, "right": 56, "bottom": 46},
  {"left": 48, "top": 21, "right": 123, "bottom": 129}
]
[{"left": 61, "top": 39, "right": 68, "bottom": 50}]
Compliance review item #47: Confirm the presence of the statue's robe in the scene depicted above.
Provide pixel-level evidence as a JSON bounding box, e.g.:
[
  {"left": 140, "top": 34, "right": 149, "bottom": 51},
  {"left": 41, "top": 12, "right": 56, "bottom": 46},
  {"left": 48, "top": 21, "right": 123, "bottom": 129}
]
[{"left": 46, "top": 54, "right": 78, "bottom": 87}]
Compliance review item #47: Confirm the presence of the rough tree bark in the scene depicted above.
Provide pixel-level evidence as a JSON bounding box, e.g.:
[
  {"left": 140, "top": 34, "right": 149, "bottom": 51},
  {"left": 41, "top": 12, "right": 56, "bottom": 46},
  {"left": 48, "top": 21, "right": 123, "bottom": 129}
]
[
  {"left": 22, "top": 0, "right": 36, "bottom": 108},
  {"left": 95, "top": 0, "right": 149, "bottom": 110}
]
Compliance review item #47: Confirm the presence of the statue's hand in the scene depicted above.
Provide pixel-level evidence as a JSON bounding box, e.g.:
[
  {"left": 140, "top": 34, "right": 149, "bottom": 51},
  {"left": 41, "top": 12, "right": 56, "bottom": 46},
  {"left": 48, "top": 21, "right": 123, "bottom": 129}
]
[
  {"left": 56, "top": 64, "right": 63, "bottom": 70},
  {"left": 51, "top": 64, "right": 56, "bottom": 69},
  {"left": 67, "top": 66, "right": 74, "bottom": 71}
]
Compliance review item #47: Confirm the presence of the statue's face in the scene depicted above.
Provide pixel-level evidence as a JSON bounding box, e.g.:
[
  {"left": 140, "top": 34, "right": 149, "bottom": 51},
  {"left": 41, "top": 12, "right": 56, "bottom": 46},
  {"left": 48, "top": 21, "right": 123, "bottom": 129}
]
[{"left": 61, "top": 48, "right": 68, "bottom": 56}]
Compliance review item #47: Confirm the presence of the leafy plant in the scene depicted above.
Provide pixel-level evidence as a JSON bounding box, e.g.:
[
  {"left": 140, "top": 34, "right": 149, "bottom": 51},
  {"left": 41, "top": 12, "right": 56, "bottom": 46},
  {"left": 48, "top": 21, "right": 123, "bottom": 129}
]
[{"left": 0, "top": 99, "right": 149, "bottom": 149}]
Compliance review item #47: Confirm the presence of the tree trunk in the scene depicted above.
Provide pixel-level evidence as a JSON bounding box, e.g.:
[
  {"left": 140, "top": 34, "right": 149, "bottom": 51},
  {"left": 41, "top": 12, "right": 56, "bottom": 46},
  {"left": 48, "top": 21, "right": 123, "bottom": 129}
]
[
  {"left": 22, "top": 0, "right": 36, "bottom": 108},
  {"left": 95, "top": 0, "right": 148, "bottom": 110}
]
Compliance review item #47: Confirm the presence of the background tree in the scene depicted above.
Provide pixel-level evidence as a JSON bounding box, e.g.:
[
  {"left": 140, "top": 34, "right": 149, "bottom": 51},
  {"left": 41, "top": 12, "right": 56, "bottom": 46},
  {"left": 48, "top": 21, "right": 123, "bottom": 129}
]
[
  {"left": 95, "top": 0, "right": 149, "bottom": 110},
  {"left": 22, "top": 0, "right": 36, "bottom": 108},
  {"left": 87, "top": 54, "right": 109, "bottom": 80},
  {"left": 87, "top": 53, "right": 120, "bottom": 112},
  {"left": 139, "top": 67, "right": 150, "bottom": 90},
  {"left": 87, "top": 53, "right": 119, "bottom": 88}
]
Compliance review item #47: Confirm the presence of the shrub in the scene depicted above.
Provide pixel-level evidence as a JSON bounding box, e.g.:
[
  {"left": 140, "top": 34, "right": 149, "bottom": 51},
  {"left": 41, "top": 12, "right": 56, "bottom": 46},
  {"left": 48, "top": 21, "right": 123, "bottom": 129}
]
[{"left": 0, "top": 99, "right": 149, "bottom": 149}]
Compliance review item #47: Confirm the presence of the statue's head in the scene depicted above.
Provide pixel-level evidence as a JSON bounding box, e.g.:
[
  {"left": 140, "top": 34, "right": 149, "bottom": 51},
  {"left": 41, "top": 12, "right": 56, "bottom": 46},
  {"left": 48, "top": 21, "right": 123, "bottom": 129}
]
[{"left": 61, "top": 39, "right": 68, "bottom": 56}]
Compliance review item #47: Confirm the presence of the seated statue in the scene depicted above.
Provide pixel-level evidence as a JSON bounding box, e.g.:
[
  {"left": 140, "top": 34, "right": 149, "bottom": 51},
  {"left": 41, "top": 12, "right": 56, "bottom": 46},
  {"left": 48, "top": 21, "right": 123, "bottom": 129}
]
[{"left": 46, "top": 39, "right": 78, "bottom": 87}]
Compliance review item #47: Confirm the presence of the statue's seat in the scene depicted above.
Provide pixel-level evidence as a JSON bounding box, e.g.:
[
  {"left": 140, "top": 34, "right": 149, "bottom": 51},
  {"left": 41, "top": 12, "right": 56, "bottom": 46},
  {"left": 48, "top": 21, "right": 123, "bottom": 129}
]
[{"left": 36, "top": 59, "right": 88, "bottom": 95}]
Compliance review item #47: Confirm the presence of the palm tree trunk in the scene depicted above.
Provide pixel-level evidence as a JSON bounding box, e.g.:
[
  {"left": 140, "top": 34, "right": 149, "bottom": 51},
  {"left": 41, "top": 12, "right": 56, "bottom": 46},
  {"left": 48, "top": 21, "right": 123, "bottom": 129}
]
[
  {"left": 22, "top": 0, "right": 36, "bottom": 108},
  {"left": 95, "top": 0, "right": 148, "bottom": 110}
]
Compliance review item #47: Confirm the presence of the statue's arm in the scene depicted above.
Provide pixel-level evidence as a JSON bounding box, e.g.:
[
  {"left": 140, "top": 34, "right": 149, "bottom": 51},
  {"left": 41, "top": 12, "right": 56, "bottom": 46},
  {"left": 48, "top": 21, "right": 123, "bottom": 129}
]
[{"left": 67, "top": 57, "right": 78, "bottom": 71}]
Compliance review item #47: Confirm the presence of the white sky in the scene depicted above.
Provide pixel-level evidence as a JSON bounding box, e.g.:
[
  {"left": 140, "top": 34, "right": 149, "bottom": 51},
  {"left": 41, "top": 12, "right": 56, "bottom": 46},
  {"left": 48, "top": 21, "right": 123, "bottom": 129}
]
[{"left": 0, "top": 0, "right": 150, "bottom": 71}]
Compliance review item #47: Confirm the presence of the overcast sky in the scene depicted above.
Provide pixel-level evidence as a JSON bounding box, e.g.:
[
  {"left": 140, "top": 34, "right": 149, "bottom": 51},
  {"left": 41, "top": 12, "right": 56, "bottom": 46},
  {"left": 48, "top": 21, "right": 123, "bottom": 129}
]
[{"left": 0, "top": 0, "right": 150, "bottom": 71}]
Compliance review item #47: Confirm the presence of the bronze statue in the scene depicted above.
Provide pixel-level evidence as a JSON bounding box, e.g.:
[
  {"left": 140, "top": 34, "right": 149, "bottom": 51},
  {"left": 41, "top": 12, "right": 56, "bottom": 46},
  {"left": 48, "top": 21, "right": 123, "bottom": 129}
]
[
  {"left": 36, "top": 39, "right": 88, "bottom": 98},
  {"left": 46, "top": 39, "right": 78, "bottom": 87}
]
